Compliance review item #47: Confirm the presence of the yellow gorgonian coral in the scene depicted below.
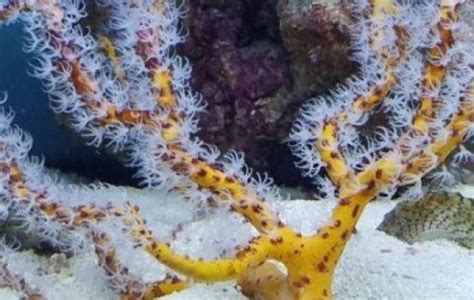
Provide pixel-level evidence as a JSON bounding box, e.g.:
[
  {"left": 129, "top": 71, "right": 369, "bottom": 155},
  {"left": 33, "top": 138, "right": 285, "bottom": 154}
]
[{"left": 0, "top": 0, "right": 472, "bottom": 299}]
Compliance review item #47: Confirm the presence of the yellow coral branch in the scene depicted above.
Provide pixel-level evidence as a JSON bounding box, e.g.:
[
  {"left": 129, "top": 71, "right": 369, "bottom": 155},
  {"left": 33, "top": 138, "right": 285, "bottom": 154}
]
[
  {"left": 1, "top": 1, "right": 471, "bottom": 299},
  {"left": 91, "top": 229, "right": 149, "bottom": 298},
  {"left": 125, "top": 205, "right": 273, "bottom": 281},
  {"left": 412, "top": 1, "right": 457, "bottom": 134},
  {"left": 401, "top": 86, "right": 473, "bottom": 183},
  {"left": 316, "top": 0, "right": 407, "bottom": 196},
  {"left": 165, "top": 146, "right": 282, "bottom": 233},
  {"left": 137, "top": 275, "right": 188, "bottom": 300},
  {"left": 0, "top": 257, "right": 44, "bottom": 299},
  {"left": 0, "top": 2, "right": 30, "bottom": 22}
]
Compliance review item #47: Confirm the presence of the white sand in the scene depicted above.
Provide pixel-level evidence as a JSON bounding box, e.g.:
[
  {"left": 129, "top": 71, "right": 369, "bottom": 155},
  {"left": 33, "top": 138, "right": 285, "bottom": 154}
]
[{"left": 1, "top": 186, "right": 472, "bottom": 299}]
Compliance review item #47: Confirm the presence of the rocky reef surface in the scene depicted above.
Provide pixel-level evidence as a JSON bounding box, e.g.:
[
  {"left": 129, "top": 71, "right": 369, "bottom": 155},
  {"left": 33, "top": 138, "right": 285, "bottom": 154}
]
[{"left": 180, "top": 0, "right": 356, "bottom": 186}]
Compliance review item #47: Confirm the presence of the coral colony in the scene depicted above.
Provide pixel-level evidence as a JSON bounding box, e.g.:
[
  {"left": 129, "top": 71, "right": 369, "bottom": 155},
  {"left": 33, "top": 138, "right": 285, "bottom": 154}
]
[{"left": 0, "top": 0, "right": 473, "bottom": 299}]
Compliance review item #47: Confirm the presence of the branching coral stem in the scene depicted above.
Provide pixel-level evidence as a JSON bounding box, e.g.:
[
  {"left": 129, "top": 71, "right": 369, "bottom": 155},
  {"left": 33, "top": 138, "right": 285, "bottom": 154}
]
[{"left": 0, "top": 0, "right": 472, "bottom": 299}]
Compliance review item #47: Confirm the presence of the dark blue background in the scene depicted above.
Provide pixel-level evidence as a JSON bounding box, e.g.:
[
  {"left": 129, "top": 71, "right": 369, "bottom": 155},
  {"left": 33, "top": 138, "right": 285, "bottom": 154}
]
[{"left": 0, "top": 23, "right": 135, "bottom": 185}]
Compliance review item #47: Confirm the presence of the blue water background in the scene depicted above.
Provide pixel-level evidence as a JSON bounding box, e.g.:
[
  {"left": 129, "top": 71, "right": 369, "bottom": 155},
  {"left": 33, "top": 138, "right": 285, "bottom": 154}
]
[{"left": 0, "top": 23, "right": 134, "bottom": 185}]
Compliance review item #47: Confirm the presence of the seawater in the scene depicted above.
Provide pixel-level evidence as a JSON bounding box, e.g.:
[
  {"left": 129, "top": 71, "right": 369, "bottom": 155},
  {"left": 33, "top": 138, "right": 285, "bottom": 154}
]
[{"left": 0, "top": 23, "right": 134, "bottom": 185}]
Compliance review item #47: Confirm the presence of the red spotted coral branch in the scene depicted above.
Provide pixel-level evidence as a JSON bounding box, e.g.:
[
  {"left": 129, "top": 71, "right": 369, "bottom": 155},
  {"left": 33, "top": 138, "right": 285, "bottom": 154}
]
[
  {"left": 0, "top": 245, "right": 44, "bottom": 300},
  {"left": 0, "top": 94, "right": 187, "bottom": 298},
  {"left": 4, "top": 0, "right": 283, "bottom": 236},
  {"left": 0, "top": 0, "right": 472, "bottom": 299},
  {"left": 0, "top": 1, "right": 31, "bottom": 22},
  {"left": 288, "top": 0, "right": 472, "bottom": 298}
]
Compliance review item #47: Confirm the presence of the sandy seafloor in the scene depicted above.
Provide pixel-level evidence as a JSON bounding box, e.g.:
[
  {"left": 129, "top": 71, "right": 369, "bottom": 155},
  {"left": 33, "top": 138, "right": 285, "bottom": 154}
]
[{"left": 0, "top": 185, "right": 473, "bottom": 300}]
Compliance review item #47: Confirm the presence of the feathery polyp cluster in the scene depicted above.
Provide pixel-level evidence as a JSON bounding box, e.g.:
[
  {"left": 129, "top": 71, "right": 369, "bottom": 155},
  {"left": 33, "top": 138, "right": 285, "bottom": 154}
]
[
  {"left": 291, "top": 0, "right": 473, "bottom": 197},
  {"left": 0, "top": 95, "right": 194, "bottom": 298},
  {"left": 0, "top": 0, "right": 473, "bottom": 299}
]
